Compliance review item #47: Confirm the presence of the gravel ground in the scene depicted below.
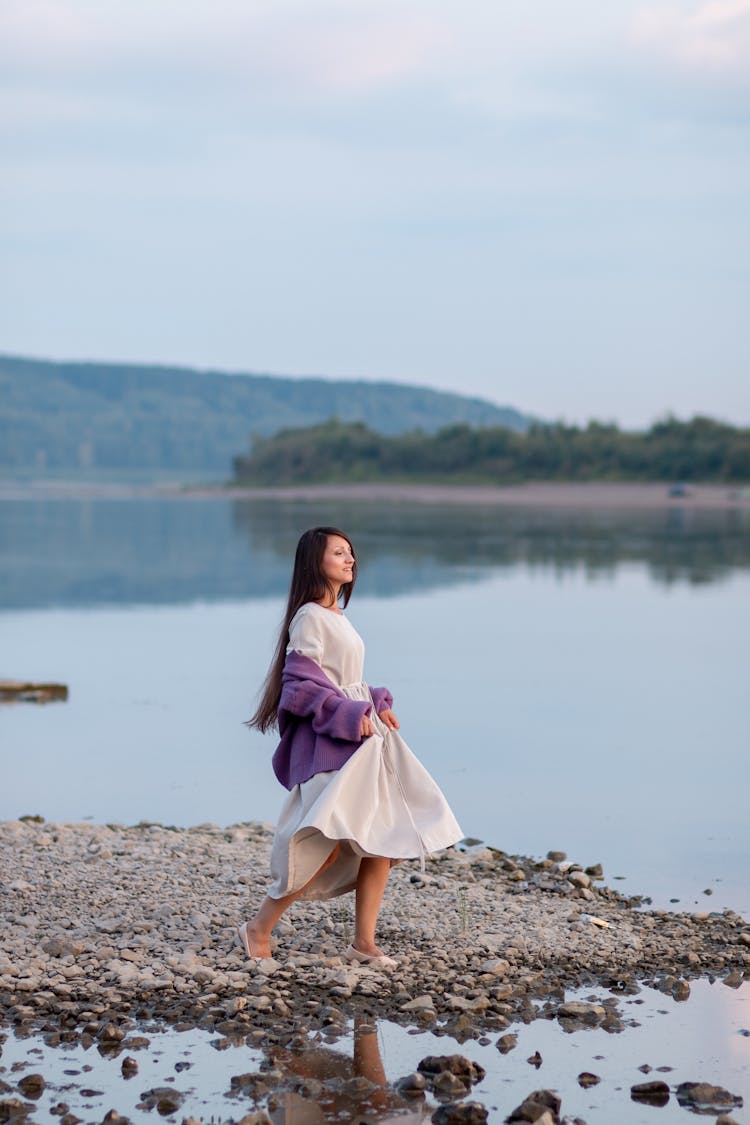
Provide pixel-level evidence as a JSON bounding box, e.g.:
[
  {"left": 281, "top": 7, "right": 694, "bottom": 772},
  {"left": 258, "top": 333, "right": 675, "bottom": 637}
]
[{"left": 1, "top": 818, "right": 748, "bottom": 1047}]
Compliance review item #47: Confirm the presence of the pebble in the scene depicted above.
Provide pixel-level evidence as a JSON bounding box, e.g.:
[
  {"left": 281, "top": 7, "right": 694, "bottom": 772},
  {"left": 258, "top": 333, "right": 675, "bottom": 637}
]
[
  {"left": 16, "top": 1073, "right": 45, "bottom": 1098},
  {"left": 0, "top": 818, "right": 745, "bottom": 1051},
  {"left": 401, "top": 994, "right": 436, "bottom": 1013},
  {"left": 630, "top": 1080, "right": 670, "bottom": 1105},
  {"left": 395, "top": 1072, "right": 427, "bottom": 1096}
]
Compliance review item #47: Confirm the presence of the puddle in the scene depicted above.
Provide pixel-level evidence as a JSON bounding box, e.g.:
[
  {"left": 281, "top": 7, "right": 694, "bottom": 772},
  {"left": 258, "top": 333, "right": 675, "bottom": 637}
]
[{"left": 0, "top": 980, "right": 747, "bottom": 1123}]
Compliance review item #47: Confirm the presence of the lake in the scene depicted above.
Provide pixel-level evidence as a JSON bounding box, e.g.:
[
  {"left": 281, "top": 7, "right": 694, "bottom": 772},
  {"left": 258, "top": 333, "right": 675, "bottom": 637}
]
[{"left": 1, "top": 494, "right": 748, "bottom": 916}]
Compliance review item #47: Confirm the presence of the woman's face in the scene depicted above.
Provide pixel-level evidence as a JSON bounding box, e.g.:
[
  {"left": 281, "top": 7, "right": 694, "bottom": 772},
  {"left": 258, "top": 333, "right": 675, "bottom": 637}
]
[{"left": 321, "top": 535, "right": 355, "bottom": 590}]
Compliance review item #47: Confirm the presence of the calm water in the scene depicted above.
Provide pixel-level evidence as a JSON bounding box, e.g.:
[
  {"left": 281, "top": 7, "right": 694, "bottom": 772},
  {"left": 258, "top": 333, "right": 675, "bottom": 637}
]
[
  {"left": 1, "top": 496, "right": 749, "bottom": 915},
  {"left": 2, "top": 495, "right": 749, "bottom": 1123},
  {"left": 1, "top": 981, "right": 748, "bottom": 1123}
]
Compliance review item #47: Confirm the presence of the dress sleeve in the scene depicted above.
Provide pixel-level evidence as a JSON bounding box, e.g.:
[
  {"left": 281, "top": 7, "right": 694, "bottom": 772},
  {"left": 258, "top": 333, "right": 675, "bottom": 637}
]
[
  {"left": 288, "top": 607, "right": 324, "bottom": 667},
  {"left": 369, "top": 685, "right": 394, "bottom": 713}
]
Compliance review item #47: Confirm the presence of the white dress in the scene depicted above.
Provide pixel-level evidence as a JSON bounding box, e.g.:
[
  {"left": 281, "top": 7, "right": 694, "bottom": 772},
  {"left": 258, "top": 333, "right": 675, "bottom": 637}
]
[{"left": 267, "top": 602, "right": 463, "bottom": 900}]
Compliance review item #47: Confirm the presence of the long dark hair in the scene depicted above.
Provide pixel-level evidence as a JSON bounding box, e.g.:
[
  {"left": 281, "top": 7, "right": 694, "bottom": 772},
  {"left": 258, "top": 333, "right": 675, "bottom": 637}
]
[{"left": 247, "top": 526, "right": 357, "bottom": 732}]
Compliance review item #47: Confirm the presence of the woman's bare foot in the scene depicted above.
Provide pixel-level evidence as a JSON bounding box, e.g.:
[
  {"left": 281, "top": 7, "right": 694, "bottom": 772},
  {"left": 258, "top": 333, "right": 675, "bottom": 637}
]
[
  {"left": 238, "top": 920, "right": 272, "bottom": 960},
  {"left": 351, "top": 939, "right": 386, "bottom": 958}
]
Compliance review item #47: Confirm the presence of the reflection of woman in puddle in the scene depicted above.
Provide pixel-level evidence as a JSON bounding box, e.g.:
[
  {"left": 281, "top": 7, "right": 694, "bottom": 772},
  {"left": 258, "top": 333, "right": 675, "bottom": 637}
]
[
  {"left": 239, "top": 526, "right": 461, "bottom": 965},
  {"left": 268, "top": 1018, "right": 430, "bottom": 1125}
]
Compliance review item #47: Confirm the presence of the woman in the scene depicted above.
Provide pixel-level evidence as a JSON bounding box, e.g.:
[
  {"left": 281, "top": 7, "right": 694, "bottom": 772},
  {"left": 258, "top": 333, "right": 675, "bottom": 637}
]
[{"left": 239, "top": 526, "right": 461, "bottom": 966}]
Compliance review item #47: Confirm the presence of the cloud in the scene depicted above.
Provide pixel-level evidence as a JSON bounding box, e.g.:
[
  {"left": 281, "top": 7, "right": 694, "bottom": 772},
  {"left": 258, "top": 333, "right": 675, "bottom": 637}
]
[
  {"left": 0, "top": 0, "right": 449, "bottom": 93},
  {"left": 632, "top": 0, "right": 750, "bottom": 78}
]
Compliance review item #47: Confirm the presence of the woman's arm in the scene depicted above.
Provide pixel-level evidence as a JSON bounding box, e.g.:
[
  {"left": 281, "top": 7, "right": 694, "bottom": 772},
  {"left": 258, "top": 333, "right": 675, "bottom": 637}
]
[{"left": 281, "top": 653, "right": 372, "bottom": 742}]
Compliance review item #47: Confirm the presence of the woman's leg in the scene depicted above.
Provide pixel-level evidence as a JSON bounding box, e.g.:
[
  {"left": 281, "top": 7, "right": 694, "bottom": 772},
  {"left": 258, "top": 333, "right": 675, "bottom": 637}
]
[
  {"left": 352, "top": 856, "right": 391, "bottom": 957},
  {"left": 241, "top": 843, "right": 340, "bottom": 959}
]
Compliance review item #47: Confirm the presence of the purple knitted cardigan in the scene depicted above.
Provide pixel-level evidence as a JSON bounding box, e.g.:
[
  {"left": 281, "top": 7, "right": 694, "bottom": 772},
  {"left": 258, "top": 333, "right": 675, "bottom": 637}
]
[{"left": 271, "top": 651, "right": 393, "bottom": 790}]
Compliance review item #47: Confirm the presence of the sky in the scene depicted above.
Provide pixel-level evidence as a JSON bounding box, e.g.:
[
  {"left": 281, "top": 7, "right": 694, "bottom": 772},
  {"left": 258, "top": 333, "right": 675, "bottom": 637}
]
[{"left": 1, "top": 0, "right": 749, "bottom": 429}]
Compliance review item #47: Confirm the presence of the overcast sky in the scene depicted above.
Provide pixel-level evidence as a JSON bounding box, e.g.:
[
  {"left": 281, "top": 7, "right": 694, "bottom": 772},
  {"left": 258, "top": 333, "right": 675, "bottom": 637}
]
[{"left": 1, "top": 0, "right": 748, "bottom": 428}]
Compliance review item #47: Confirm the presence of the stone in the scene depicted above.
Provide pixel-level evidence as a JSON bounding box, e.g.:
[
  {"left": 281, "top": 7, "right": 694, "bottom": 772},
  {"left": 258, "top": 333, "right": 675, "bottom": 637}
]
[
  {"left": 577, "top": 1072, "right": 600, "bottom": 1087},
  {"left": 672, "top": 979, "right": 690, "bottom": 1001},
  {"left": 230, "top": 1073, "right": 270, "bottom": 1096},
  {"left": 507, "top": 1089, "right": 562, "bottom": 1123},
  {"left": 493, "top": 984, "right": 514, "bottom": 1001},
  {"left": 547, "top": 851, "right": 566, "bottom": 862},
  {"left": 675, "top": 1083, "right": 743, "bottom": 1111},
  {"left": 447, "top": 994, "right": 490, "bottom": 1013},
  {"left": 138, "top": 1088, "right": 185, "bottom": 1114},
  {"left": 567, "top": 871, "right": 591, "bottom": 889},
  {"left": 121, "top": 1058, "right": 138, "bottom": 1076},
  {"left": 556, "top": 1002, "right": 605, "bottom": 1023},
  {"left": 496, "top": 1034, "right": 518, "bottom": 1054},
  {"left": 585, "top": 863, "right": 603, "bottom": 878},
  {"left": 395, "top": 1072, "right": 426, "bottom": 1096},
  {"left": 401, "top": 995, "right": 436, "bottom": 1013},
  {"left": 480, "top": 958, "right": 510, "bottom": 977},
  {"left": 41, "top": 938, "right": 83, "bottom": 958},
  {"left": 630, "top": 1081, "right": 670, "bottom": 1105},
  {"left": 723, "top": 971, "right": 744, "bottom": 988},
  {"left": 0, "top": 1098, "right": 35, "bottom": 1121},
  {"left": 433, "top": 1071, "right": 470, "bottom": 1100},
  {"left": 431, "top": 1103, "right": 488, "bottom": 1125},
  {"left": 417, "top": 1055, "right": 486, "bottom": 1086},
  {"left": 16, "top": 1075, "right": 44, "bottom": 1099}
]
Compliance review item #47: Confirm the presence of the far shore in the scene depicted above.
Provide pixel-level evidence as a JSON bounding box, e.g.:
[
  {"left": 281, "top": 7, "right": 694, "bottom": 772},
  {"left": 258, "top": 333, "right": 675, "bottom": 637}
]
[{"left": 1, "top": 479, "right": 749, "bottom": 509}]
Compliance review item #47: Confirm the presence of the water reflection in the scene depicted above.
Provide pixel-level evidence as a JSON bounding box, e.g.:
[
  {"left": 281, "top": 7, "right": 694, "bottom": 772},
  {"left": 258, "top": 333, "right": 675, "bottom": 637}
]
[
  {"left": 0, "top": 497, "right": 748, "bottom": 610},
  {"left": 265, "top": 1020, "right": 429, "bottom": 1124}
]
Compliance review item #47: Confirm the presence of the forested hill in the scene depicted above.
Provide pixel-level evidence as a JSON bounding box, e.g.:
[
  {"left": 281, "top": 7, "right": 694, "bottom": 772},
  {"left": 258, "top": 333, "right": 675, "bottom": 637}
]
[
  {"left": 233, "top": 417, "right": 750, "bottom": 484},
  {"left": 0, "top": 354, "right": 532, "bottom": 476}
]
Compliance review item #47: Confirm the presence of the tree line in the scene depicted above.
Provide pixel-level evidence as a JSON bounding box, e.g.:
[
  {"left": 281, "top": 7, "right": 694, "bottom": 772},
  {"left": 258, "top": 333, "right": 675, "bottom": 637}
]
[{"left": 232, "top": 415, "right": 750, "bottom": 484}]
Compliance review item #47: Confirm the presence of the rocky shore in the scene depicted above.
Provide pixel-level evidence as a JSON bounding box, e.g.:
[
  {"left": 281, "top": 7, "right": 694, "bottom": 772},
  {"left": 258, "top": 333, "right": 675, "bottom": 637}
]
[{"left": 2, "top": 818, "right": 748, "bottom": 1049}]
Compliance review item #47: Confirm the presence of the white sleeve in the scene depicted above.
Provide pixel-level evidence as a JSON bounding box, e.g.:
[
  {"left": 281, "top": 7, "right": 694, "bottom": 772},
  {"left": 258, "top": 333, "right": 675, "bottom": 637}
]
[{"left": 287, "top": 607, "right": 324, "bottom": 666}]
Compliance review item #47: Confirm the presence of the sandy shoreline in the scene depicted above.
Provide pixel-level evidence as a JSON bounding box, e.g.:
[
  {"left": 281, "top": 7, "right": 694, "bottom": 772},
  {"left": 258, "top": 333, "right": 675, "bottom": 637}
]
[
  {"left": 2, "top": 819, "right": 748, "bottom": 1047},
  {"left": 0, "top": 480, "right": 748, "bottom": 509}
]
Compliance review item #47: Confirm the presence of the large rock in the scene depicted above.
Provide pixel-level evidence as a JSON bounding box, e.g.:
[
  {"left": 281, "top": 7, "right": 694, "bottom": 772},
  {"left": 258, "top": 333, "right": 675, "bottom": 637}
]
[
  {"left": 556, "top": 1002, "right": 605, "bottom": 1024},
  {"left": 432, "top": 1103, "right": 488, "bottom": 1125},
  {"left": 675, "top": 1083, "right": 743, "bottom": 1112},
  {"left": 418, "top": 1055, "right": 486, "bottom": 1086},
  {"left": 138, "top": 1088, "right": 185, "bottom": 1114},
  {"left": 506, "top": 1089, "right": 562, "bottom": 1123}
]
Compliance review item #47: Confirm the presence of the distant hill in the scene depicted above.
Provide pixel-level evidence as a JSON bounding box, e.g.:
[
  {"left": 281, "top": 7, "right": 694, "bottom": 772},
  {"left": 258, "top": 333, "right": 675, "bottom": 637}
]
[{"left": 0, "top": 354, "right": 533, "bottom": 478}]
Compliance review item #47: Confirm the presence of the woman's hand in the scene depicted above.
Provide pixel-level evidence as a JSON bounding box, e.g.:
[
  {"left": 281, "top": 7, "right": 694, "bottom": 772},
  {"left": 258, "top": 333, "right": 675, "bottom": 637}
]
[
  {"left": 378, "top": 709, "right": 400, "bottom": 731},
  {"left": 359, "top": 714, "right": 374, "bottom": 739}
]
